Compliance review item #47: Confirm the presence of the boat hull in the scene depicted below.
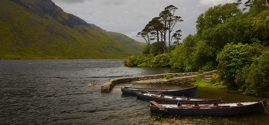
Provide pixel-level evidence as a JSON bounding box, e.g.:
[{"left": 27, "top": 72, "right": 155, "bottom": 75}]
[
  {"left": 136, "top": 92, "right": 222, "bottom": 103},
  {"left": 121, "top": 85, "right": 198, "bottom": 97},
  {"left": 150, "top": 99, "right": 267, "bottom": 116}
]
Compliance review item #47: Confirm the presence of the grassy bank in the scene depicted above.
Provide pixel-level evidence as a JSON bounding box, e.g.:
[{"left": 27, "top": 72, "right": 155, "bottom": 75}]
[{"left": 191, "top": 77, "right": 227, "bottom": 89}]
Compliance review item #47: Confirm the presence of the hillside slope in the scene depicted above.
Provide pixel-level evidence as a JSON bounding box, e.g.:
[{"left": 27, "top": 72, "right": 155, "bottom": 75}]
[
  {"left": 105, "top": 31, "right": 146, "bottom": 55},
  {"left": 0, "top": 0, "right": 144, "bottom": 59}
]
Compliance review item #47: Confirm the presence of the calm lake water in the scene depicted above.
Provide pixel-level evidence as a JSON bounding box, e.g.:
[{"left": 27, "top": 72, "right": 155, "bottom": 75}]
[{"left": 0, "top": 59, "right": 268, "bottom": 124}]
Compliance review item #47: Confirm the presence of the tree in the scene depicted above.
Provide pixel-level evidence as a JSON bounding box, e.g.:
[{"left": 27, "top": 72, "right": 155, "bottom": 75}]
[
  {"left": 147, "top": 17, "right": 164, "bottom": 43},
  {"left": 237, "top": 0, "right": 269, "bottom": 11},
  {"left": 172, "top": 29, "right": 182, "bottom": 44},
  {"left": 159, "top": 9, "right": 170, "bottom": 54},
  {"left": 138, "top": 5, "right": 183, "bottom": 54},
  {"left": 165, "top": 5, "right": 183, "bottom": 52},
  {"left": 196, "top": 3, "right": 242, "bottom": 35},
  {"left": 194, "top": 3, "right": 243, "bottom": 69},
  {"left": 137, "top": 24, "right": 153, "bottom": 44}
]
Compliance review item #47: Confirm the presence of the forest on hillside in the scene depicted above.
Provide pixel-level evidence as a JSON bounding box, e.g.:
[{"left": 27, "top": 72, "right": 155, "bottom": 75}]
[{"left": 124, "top": 0, "right": 269, "bottom": 96}]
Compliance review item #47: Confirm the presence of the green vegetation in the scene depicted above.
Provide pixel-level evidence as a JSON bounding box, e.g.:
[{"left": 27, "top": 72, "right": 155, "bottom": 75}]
[
  {"left": 105, "top": 31, "right": 146, "bottom": 55},
  {"left": 124, "top": 1, "right": 269, "bottom": 96},
  {"left": 191, "top": 77, "right": 226, "bottom": 89},
  {"left": 137, "top": 5, "right": 183, "bottom": 53},
  {"left": 165, "top": 75, "right": 174, "bottom": 79},
  {"left": 0, "top": 0, "right": 144, "bottom": 59},
  {"left": 197, "top": 70, "right": 204, "bottom": 75}
]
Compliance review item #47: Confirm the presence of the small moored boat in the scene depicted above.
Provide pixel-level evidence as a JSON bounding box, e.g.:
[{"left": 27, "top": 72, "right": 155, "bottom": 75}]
[
  {"left": 121, "top": 85, "right": 198, "bottom": 97},
  {"left": 136, "top": 92, "right": 222, "bottom": 102},
  {"left": 150, "top": 99, "right": 267, "bottom": 116}
]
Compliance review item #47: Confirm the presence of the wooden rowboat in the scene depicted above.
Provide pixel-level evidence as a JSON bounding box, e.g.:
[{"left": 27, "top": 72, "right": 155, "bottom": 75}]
[
  {"left": 136, "top": 92, "right": 222, "bottom": 102},
  {"left": 121, "top": 85, "right": 198, "bottom": 97},
  {"left": 150, "top": 99, "right": 267, "bottom": 116}
]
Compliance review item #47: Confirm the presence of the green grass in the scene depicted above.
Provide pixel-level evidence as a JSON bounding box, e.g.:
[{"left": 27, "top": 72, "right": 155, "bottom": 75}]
[
  {"left": 165, "top": 75, "right": 174, "bottom": 79},
  {"left": 191, "top": 77, "right": 227, "bottom": 89}
]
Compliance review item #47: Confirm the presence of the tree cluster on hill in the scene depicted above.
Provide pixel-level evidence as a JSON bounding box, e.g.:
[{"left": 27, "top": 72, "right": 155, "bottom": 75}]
[{"left": 124, "top": 1, "right": 269, "bottom": 96}]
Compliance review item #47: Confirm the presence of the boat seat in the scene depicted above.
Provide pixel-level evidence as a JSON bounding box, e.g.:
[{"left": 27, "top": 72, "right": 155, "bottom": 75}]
[
  {"left": 237, "top": 103, "right": 244, "bottom": 106},
  {"left": 151, "top": 95, "right": 159, "bottom": 98}
]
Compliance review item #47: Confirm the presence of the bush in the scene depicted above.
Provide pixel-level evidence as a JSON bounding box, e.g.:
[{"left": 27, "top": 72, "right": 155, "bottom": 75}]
[
  {"left": 202, "top": 61, "right": 214, "bottom": 71},
  {"left": 242, "top": 52, "right": 269, "bottom": 96},
  {"left": 169, "top": 43, "right": 184, "bottom": 70},
  {"left": 123, "top": 55, "right": 136, "bottom": 66},
  {"left": 166, "top": 75, "right": 174, "bottom": 79},
  {"left": 152, "top": 54, "right": 170, "bottom": 67},
  {"left": 197, "top": 70, "right": 204, "bottom": 74},
  {"left": 209, "top": 78, "right": 216, "bottom": 84},
  {"left": 217, "top": 42, "right": 264, "bottom": 90},
  {"left": 142, "top": 44, "right": 152, "bottom": 54},
  {"left": 216, "top": 43, "right": 253, "bottom": 89},
  {"left": 150, "top": 42, "right": 164, "bottom": 56},
  {"left": 212, "top": 73, "right": 220, "bottom": 82}
]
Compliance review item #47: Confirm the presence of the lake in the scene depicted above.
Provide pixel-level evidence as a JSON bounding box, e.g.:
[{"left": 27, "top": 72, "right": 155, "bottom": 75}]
[{"left": 0, "top": 59, "right": 268, "bottom": 124}]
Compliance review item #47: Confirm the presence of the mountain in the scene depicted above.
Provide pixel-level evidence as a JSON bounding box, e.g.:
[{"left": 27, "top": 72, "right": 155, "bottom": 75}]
[
  {"left": 0, "top": 0, "right": 145, "bottom": 59},
  {"left": 105, "top": 31, "right": 146, "bottom": 55}
]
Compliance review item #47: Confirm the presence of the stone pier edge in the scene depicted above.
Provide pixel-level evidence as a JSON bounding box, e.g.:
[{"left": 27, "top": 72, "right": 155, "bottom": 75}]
[{"left": 101, "top": 70, "right": 217, "bottom": 92}]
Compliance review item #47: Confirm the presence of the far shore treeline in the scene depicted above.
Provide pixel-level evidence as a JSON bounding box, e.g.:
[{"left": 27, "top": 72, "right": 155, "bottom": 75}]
[{"left": 124, "top": 0, "right": 269, "bottom": 97}]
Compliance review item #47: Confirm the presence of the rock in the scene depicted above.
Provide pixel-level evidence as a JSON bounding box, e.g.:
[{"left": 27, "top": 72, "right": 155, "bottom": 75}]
[{"left": 85, "top": 83, "right": 95, "bottom": 87}]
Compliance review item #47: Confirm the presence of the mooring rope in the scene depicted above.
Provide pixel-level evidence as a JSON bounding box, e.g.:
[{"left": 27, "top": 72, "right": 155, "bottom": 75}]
[
  {"left": 142, "top": 90, "right": 151, "bottom": 96},
  {"left": 157, "top": 108, "right": 167, "bottom": 117},
  {"left": 261, "top": 101, "right": 269, "bottom": 114}
]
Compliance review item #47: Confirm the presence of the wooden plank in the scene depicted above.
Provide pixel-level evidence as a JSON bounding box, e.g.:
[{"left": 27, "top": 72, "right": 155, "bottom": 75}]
[{"left": 150, "top": 101, "right": 165, "bottom": 110}]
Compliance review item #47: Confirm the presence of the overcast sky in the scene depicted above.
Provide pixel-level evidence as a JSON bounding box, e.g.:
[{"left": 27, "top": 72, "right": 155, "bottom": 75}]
[{"left": 51, "top": 0, "right": 245, "bottom": 43}]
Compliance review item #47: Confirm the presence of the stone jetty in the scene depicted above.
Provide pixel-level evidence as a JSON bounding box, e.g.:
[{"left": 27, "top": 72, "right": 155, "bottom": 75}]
[{"left": 101, "top": 70, "right": 217, "bottom": 92}]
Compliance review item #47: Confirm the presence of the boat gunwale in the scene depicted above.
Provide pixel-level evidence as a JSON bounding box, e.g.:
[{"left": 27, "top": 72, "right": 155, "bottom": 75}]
[
  {"left": 150, "top": 99, "right": 266, "bottom": 105},
  {"left": 122, "top": 85, "right": 198, "bottom": 91},
  {"left": 137, "top": 92, "right": 221, "bottom": 101}
]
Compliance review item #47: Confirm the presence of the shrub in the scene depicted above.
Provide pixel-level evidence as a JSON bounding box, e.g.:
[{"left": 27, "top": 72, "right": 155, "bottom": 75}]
[
  {"left": 217, "top": 42, "right": 263, "bottom": 90},
  {"left": 197, "top": 70, "right": 204, "bottom": 75},
  {"left": 142, "top": 44, "right": 152, "bottom": 54},
  {"left": 123, "top": 55, "right": 136, "bottom": 66},
  {"left": 150, "top": 42, "right": 164, "bottom": 56},
  {"left": 209, "top": 78, "right": 217, "bottom": 84},
  {"left": 165, "top": 75, "right": 174, "bottom": 79},
  {"left": 216, "top": 43, "right": 252, "bottom": 89},
  {"left": 202, "top": 61, "right": 214, "bottom": 71},
  {"left": 212, "top": 73, "right": 220, "bottom": 82},
  {"left": 152, "top": 54, "right": 170, "bottom": 67},
  {"left": 242, "top": 52, "right": 269, "bottom": 96}
]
